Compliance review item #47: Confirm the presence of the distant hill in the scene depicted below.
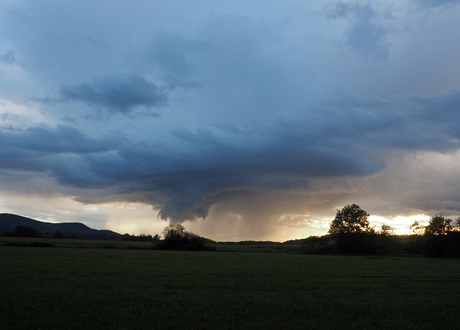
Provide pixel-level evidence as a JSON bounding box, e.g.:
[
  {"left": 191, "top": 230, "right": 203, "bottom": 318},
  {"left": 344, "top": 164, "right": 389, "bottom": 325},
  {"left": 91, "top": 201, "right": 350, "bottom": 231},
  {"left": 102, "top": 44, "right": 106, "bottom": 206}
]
[{"left": 0, "top": 213, "right": 121, "bottom": 238}]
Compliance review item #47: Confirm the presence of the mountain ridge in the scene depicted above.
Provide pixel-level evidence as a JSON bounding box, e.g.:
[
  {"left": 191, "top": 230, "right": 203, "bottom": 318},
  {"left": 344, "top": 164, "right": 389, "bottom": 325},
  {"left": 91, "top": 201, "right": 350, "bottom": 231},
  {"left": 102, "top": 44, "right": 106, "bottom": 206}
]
[{"left": 0, "top": 213, "right": 121, "bottom": 238}]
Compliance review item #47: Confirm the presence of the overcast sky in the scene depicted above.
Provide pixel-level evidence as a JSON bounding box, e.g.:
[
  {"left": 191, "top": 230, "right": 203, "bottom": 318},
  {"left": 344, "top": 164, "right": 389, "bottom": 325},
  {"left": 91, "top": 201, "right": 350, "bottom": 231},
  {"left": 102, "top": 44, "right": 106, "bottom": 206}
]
[{"left": 1, "top": 0, "right": 460, "bottom": 241}]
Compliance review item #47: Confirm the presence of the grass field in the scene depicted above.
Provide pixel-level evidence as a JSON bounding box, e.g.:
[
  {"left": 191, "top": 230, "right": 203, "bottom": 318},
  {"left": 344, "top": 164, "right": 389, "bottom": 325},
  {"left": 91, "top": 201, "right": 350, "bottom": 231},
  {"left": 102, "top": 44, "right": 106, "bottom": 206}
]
[
  {"left": 1, "top": 246, "right": 460, "bottom": 329},
  {"left": 0, "top": 236, "right": 154, "bottom": 249},
  {"left": 0, "top": 236, "right": 299, "bottom": 252}
]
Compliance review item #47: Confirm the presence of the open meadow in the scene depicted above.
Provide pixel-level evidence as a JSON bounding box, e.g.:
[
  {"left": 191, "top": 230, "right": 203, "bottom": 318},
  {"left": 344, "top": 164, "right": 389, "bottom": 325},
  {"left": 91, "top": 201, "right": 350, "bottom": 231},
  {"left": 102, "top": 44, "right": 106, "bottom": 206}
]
[{"left": 2, "top": 245, "right": 460, "bottom": 329}]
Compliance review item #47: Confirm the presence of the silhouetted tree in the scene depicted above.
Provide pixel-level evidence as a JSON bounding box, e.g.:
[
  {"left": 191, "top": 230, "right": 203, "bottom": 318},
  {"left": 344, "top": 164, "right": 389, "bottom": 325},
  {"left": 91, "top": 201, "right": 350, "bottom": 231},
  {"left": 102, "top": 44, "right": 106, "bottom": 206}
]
[
  {"left": 410, "top": 221, "right": 425, "bottom": 235},
  {"left": 328, "top": 204, "right": 377, "bottom": 254},
  {"left": 422, "top": 215, "right": 454, "bottom": 257},
  {"left": 425, "top": 214, "right": 452, "bottom": 235},
  {"left": 380, "top": 224, "right": 393, "bottom": 236},
  {"left": 328, "top": 204, "right": 373, "bottom": 235}
]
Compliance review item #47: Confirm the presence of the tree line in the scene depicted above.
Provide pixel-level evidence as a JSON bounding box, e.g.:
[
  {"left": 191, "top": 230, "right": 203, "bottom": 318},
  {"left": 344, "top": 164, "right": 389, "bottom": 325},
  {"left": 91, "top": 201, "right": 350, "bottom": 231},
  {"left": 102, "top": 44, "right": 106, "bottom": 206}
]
[
  {"left": 306, "top": 204, "right": 460, "bottom": 257},
  {"left": 1, "top": 225, "right": 61, "bottom": 239},
  {"left": 0, "top": 226, "right": 115, "bottom": 240},
  {"left": 121, "top": 226, "right": 215, "bottom": 251},
  {"left": 5, "top": 205, "right": 460, "bottom": 256},
  {"left": 121, "top": 233, "right": 160, "bottom": 242}
]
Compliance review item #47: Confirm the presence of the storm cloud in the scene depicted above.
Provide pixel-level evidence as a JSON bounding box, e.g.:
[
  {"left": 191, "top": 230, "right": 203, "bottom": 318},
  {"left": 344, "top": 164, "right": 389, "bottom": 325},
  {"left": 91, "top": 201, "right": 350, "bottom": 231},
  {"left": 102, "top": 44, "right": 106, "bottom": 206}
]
[
  {"left": 2, "top": 0, "right": 460, "bottom": 240},
  {"left": 60, "top": 74, "right": 168, "bottom": 114},
  {"left": 3, "top": 90, "right": 460, "bottom": 226}
]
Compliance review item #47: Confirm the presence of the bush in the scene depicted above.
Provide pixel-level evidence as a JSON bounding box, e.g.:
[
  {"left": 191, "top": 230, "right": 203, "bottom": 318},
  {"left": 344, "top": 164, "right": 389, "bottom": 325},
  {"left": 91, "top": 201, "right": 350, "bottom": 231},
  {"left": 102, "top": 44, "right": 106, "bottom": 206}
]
[{"left": 154, "top": 224, "right": 214, "bottom": 251}]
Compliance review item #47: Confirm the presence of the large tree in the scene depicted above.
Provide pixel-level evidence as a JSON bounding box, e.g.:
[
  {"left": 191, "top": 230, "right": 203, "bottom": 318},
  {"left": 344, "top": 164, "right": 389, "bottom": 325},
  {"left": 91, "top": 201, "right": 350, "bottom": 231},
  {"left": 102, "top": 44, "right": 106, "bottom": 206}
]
[
  {"left": 328, "top": 204, "right": 376, "bottom": 254},
  {"left": 328, "top": 204, "right": 372, "bottom": 235}
]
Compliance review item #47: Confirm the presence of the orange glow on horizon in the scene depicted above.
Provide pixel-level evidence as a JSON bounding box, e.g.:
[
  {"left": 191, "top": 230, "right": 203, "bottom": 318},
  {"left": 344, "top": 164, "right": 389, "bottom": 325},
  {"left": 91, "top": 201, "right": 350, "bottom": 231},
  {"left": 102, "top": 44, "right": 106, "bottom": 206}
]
[{"left": 370, "top": 214, "right": 431, "bottom": 235}]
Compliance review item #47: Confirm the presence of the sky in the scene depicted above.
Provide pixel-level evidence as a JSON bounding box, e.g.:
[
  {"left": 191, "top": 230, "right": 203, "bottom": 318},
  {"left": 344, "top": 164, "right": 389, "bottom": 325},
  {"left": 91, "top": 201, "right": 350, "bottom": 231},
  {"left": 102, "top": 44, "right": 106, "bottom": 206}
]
[{"left": 1, "top": 0, "right": 460, "bottom": 241}]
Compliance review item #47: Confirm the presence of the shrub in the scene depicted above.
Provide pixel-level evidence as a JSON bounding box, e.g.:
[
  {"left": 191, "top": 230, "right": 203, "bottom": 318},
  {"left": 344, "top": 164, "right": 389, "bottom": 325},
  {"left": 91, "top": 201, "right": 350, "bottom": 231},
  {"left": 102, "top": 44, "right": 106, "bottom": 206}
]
[{"left": 154, "top": 224, "right": 214, "bottom": 251}]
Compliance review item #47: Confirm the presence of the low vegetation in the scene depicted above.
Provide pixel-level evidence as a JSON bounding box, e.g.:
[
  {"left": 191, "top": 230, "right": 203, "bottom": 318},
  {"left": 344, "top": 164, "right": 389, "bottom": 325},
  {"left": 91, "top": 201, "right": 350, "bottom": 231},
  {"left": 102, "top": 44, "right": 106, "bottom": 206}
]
[
  {"left": 315, "top": 204, "right": 460, "bottom": 257},
  {"left": 2, "top": 205, "right": 460, "bottom": 257},
  {"left": 153, "top": 224, "right": 215, "bottom": 251},
  {"left": 3, "top": 207, "right": 460, "bottom": 257},
  {"left": 2, "top": 246, "right": 460, "bottom": 329},
  {"left": 3, "top": 206, "right": 460, "bottom": 328},
  {"left": 0, "top": 236, "right": 154, "bottom": 249}
]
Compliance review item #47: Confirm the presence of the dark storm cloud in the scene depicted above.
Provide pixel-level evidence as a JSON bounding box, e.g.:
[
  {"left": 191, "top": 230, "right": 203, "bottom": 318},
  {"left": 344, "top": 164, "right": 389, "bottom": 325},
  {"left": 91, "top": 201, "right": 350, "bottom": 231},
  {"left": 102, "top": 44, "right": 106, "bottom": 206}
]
[
  {"left": 113, "top": 91, "right": 460, "bottom": 221},
  {"left": 317, "top": 92, "right": 460, "bottom": 151},
  {"left": 0, "top": 125, "right": 113, "bottom": 154},
  {"left": 1, "top": 0, "right": 460, "bottom": 240},
  {"left": 0, "top": 125, "right": 116, "bottom": 175},
  {"left": 4, "top": 90, "right": 460, "bottom": 222},
  {"left": 60, "top": 73, "right": 168, "bottom": 114}
]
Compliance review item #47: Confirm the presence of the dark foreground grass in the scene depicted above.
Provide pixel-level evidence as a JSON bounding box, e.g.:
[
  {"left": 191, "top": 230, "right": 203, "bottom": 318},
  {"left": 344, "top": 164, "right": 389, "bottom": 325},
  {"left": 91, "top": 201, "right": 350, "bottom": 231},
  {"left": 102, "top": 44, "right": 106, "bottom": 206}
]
[
  {"left": 1, "top": 247, "right": 460, "bottom": 330},
  {"left": 0, "top": 236, "right": 298, "bottom": 252},
  {"left": 0, "top": 236, "right": 153, "bottom": 249}
]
